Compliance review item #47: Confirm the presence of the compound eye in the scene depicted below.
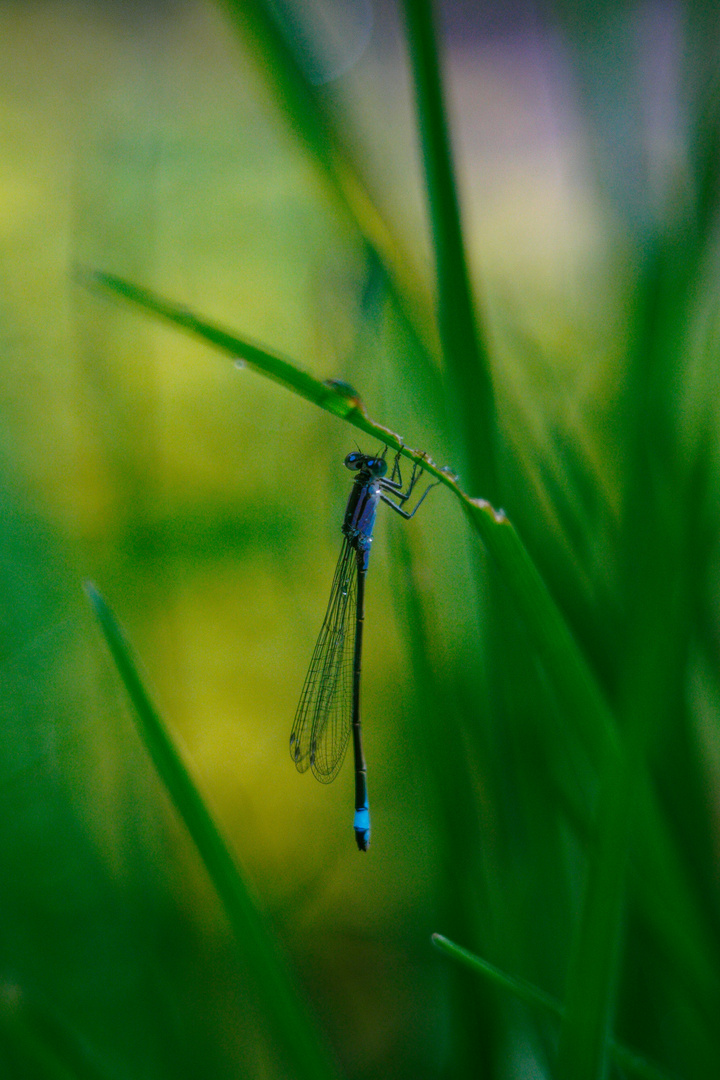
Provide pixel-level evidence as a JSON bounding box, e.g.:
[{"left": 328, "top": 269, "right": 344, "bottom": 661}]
[
  {"left": 362, "top": 456, "right": 387, "bottom": 477},
  {"left": 344, "top": 452, "right": 364, "bottom": 470}
]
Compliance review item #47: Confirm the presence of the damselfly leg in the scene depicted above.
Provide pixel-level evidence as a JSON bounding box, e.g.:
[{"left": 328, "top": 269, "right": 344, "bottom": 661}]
[{"left": 380, "top": 451, "right": 440, "bottom": 519}]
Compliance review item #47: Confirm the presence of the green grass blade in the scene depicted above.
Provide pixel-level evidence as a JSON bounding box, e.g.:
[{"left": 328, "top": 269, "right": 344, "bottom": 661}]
[
  {"left": 216, "top": 0, "right": 334, "bottom": 176},
  {"left": 431, "top": 936, "right": 676, "bottom": 1080},
  {"left": 81, "top": 269, "right": 355, "bottom": 417},
  {"left": 689, "top": 68, "right": 720, "bottom": 243},
  {"left": 555, "top": 152, "right": 720, "bottom": 1072},
  {"left": 400, "top": 0, "right": 497, "bottom": 497},
  {"left": 554, "top": 750, "right": 634, "bottom": 1080},
  {"left": 83, "top": 582, "right": 338, "bottom": 1080},
  {"left": 216, "top": 0, "right": 439, "bottom": 364},
  {"left": 463, "top": 498, "right": 619, "bottom": 766},
  {"left": 81, "top": 268, "right": 443, "bottom": 472},
  {"left": 431, "top": 934, "right": 562, "bottom": 1018}
]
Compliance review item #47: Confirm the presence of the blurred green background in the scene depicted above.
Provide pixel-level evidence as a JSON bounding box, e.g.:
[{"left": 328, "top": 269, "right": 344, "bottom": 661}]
[{"left": 2, "top": 0, "right": 720, "bottom": 1077}]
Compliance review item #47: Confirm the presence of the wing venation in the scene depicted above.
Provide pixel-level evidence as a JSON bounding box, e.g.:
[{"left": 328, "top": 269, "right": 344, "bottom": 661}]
[{"left": 289, "top": 538, "right": 358, "bottom": 783}]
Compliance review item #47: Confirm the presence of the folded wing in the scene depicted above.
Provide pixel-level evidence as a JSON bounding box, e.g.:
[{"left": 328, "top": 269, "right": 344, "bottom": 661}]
[{"left": 290, "top": 537, "right": 358, "bottom": 783}]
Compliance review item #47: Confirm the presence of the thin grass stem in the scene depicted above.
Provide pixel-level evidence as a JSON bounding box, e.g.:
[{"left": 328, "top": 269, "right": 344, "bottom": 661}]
[{"left": 84, "top": 582, "right": 338, "bottom": 1080}]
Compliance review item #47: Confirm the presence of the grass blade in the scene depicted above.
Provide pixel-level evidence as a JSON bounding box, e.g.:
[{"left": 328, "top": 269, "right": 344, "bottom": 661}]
[
  {"left": 84, "top": 582, "right": 338, "bottom": 1080},
  {"left": 432, "top": 933, "right": 562, "bottom": 1018},
  {"left": 401, "top": 0, "right": 497, "bottom": 497},
  {"left": 554, "top": 748, "right": 634, "bottom": 1080},
  {"left": 217, "top": 0, "right": 439, "bottom": 364},
  {"left": 431, "top": 935, "right": 676, "bottom": 1080},
  {"left": 80, "top": 268, "right": 445, "bottom": 473},
  {"left": 463, "top": 498, "right": 618, "bottom": 765}
]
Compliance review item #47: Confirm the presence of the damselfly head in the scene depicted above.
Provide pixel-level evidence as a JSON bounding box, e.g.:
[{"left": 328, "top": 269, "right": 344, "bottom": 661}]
[{"left": 344, "top": 452, "right": 387, "bottom": 477}]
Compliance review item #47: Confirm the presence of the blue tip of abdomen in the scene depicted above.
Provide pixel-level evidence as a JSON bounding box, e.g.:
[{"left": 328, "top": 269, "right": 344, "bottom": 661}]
[{"left": 354, "top": 806, "right": 371, "bottom": 851}]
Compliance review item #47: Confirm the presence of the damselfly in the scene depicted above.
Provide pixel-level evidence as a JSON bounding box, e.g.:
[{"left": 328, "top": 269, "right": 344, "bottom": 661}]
[{"left": 290, "top": 448, "right": 437, "bottom": 851}]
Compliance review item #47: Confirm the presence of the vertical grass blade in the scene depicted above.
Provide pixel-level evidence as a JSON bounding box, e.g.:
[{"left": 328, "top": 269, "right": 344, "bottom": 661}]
[
  {"left": 84, "top": 582, "right": 338, "bottom": 1080},
  {"left": 216, "top": 0, "right": 439, "bottom": 364},
  {"left": 554, "top": 747, "right": 634, "bottom": 1080},
  {"left": 464, "top": 499, "right": 618, "bottom": 763},
  {"left": 401, "top": 0, "right": 497, "bottom": 497}
]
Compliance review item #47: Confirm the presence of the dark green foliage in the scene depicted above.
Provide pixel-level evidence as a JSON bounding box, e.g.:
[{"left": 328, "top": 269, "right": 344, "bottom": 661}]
[{"left": 2, "top": 2, "right": 720, "bottom": 1079}]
